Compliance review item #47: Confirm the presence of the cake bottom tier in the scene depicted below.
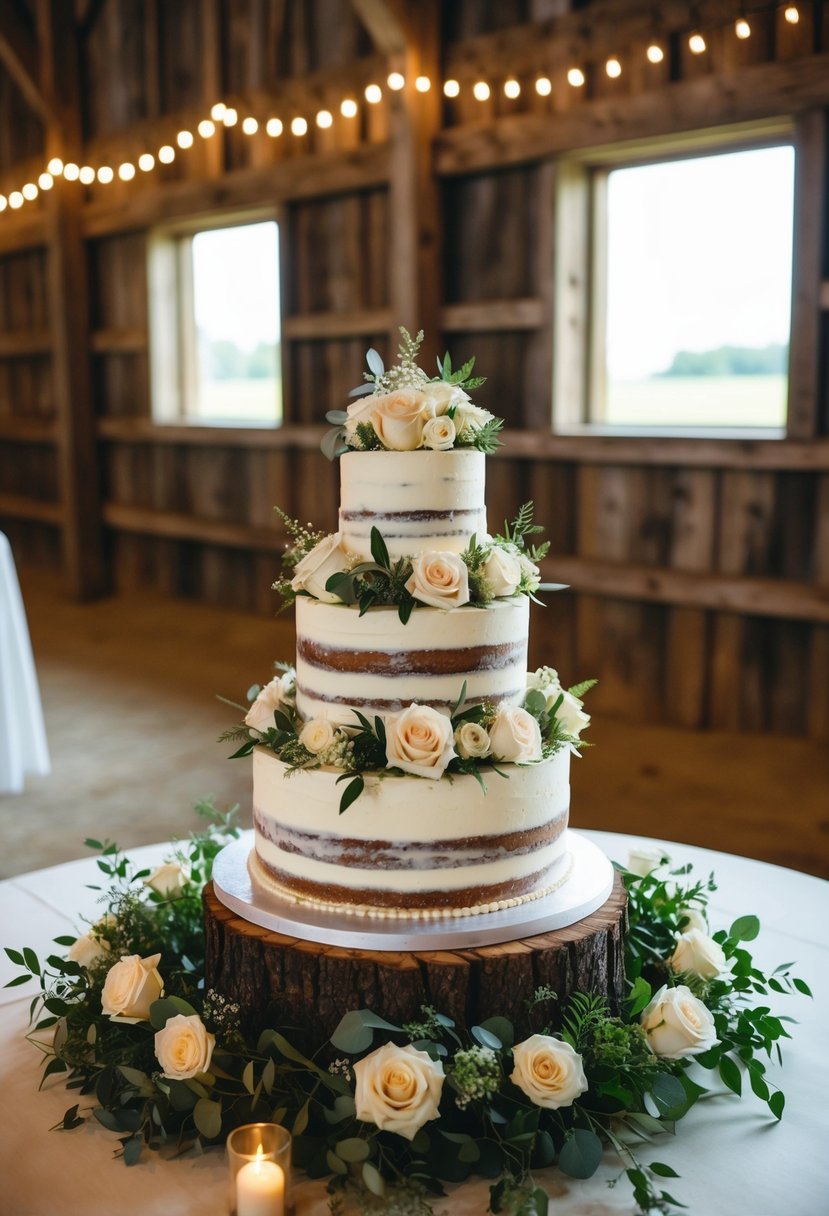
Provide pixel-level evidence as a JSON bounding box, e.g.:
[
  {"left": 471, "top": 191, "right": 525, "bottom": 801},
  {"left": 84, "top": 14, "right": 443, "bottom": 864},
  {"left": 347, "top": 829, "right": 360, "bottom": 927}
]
[{"left": 251, "top": 747, "right": 572, "bottom": 917}]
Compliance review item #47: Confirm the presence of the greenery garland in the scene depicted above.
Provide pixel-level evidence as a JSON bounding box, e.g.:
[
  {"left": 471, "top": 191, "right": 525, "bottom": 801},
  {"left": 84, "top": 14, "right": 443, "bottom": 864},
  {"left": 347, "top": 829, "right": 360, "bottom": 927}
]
[{"left": 5, "top": 804, "right": 810, "bottom": 1215}]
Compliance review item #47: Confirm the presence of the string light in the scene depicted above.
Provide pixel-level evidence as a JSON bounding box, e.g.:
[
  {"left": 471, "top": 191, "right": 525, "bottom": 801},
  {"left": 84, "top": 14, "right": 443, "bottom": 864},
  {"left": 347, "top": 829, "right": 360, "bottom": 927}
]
[
  {"left": 567, "top": 66, "right": 586, "bottom": 87},
  {"left": 646, "top": 43, "right": 664, "bottom": 63},
  {"left": 443, "top": 79, "right": 460, "bottom": 97},
  {"left": 415, "top": 75, "right": 431, "bottom": 92},
  {"left": 689, "top": 32, "right": 707, "bottom": 53},
  {"left": 472, "top": 80, "right": 490, "bottom": 101},
  {"left": 63, "top": 163, "right": 80, "bottom": 181},
  {"left": 222, "top": 107, "right": 238, "bottom": 127},
  {"left": 197, "top": 119, "right": 216, "bottom": 138},
  {"left": 158, "top": 145, "right": 175, "bottom": 164},
  {"left": 0, "top": 196, "right": 6, "bottom": 212},
  {"left": 37, "top": 172, "right": 53, "bottom": 190},
  {"left": 240, "top": 116, "right": 257, "bottom": 135},
  {"left": 117, "top": 163, "right": 134, "bottom": 181},
  {"left": 210, "top": 102, "right": 226, "bottom": 121},
  {"left": 504, "top": 78, "right": 521, "bottom": 98},
  {"left": 364, "top": 83, "right": 382, "bottom": 104},
  {"left": 316, "top": 109, "right": 333, "bottom": 128},
  {"left": 387, "top": 71, "right": 405, "bottom": 91},
  {"left": 79, "top": 166, "right": 96, "bottom": 184},
  {"left": 46, "top": 157, "right": 63, "bottom": 176},
  {"left": 290, "top": 116, "right": 307, "bottom": 136},
  {"left": 266, "top": 117, "right": 284, "bottom": 135},
  {"left": 138, "top": 153, "right": 155, "bottom": 171},
  {"left": 735, "top": 16, "right": 751, "bottom": 38},
  {"left": 535, "top": 75, "right": 552, "bottom": 96},
  {"left": 9, "top": 191, "right": 23, "bottom": 209},
  {"left": 176, "top": 130, "right": 194, "bottom": 149},
  {"left": 784, "top": 4, "right": 799, "bottom": 21},
  {"left": 606, "top": 56, "right": 622, "bottom": 78},
  {"left": 339, "top": 99, "right": 357, "bottom": 118},
  {"left": 21, "top": 182, "right": 38, "bottom": 201},
  {"left": 97, "top": 166, "right": 114, "bottom": 183}
]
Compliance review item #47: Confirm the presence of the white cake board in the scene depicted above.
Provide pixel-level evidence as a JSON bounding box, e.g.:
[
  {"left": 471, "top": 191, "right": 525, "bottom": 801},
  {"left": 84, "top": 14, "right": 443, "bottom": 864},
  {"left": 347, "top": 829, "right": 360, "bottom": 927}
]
[{"left": 212, "top": 830, "right": 615, "bottom": 952}]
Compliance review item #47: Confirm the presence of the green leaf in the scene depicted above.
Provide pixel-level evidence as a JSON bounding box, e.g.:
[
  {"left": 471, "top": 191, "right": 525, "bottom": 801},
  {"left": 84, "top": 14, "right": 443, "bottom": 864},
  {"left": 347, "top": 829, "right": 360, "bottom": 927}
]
[
  {"left": 366, "top": 348, "right": 384, "bottom": 378},
  {"left": 650, "top": 1161, "right": 680, "bottom": 1178},
  {"left": 370, "top": 526, "right": 390, "bottom": 569},
  {"left": 293, "top": 1099, "right": 309, "bottom": 1136},
  {"left": 22, "top": 948, "right": 40, "bottom": 975},
  {"left": 336, "top": 1137, "right": 370, "bottom": 1163},
  {"left": 149, "top": 996, "right": 197, "bottom": 1029},
  {"left": 719, "top": 1055, "right": 742, "bottom": 1096},
  {"left": 193, "top": 1097, "right": 222, "bottom": 1140},
  {"left": 768, "top": 1090, "right": 785, "bottom": 1120},
  {"left": 648, "top": 1073, "right": 690, "bottom": 1119},
  {"left": 362, "top": 1161, "right": 385, "bottom": 1198},
  {"left": 471, "top": 1025, "right": 501, "bottom": 1050},
  {"left": 729, "top": 915, "right": 760, "bottom": 942},
  {"left": 627, "top": 975, "right": 653, "bottom": 1017},
  {"left": 4, "top": 974, "right": 31, "bottom": 988},
  {"left": 122, "top": 1137, "right": 143, "bottom": 1167},
  {"left": 479, "top": 1016, "right": 514, "bottom": 1049},
  {"left": 558, "top": 1128, "right": 603, "bottom": 1179},
  {"left": 330, "top": 1009, "right": 401, "bottom": 1054},
  {"left": 321, "top": 425, "right": 348, "bottom": 462},
  {"left": 793, "top": 977, "right": 812, "bottom": 997},
  {"left": 337, "top": 774, "right": 364, "bottom": 815},
  {"left": 326, "top": 1150, "right": 348, "bottom": 1175},
  {"left": 4, "top": 947, "right": 24, "bottom": 965},
  {"left": 324, "top": 1094, "right": 356, "bottom": 1124},
  {"left": 242, "top": 1060, "right": 255, "bottom": 1095}
]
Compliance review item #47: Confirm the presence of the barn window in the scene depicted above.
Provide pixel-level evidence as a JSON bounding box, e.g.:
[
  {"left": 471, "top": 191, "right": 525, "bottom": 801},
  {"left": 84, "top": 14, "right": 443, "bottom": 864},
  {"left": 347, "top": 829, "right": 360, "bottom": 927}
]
[
  {"left": 554, "top": 128, "right": 795, "bottom": 435},
  {"left": 148, "top": 217, "right": 281, "bottom": 426}
]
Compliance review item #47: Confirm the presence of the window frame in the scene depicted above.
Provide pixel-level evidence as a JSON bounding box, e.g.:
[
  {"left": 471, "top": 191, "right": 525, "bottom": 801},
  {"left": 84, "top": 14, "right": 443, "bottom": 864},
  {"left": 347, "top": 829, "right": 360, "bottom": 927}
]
[
  {"left": 147, "top": 208, "right": 283, "bottom": 428},
  {"left": 552, "top": 118, "right": 796, "bottom": 440}
]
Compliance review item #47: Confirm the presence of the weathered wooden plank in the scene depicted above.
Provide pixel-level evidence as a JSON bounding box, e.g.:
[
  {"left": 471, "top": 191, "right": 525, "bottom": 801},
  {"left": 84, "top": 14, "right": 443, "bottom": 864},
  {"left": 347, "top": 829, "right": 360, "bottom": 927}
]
[
  {"left": 500, "top": 430, "right": 829, "bottom": 470},
  {"left": 441, "top": 298, "right": 544, "bottom": 332},
  {"left": 0, "top": 491, "right": 62, "bottom": 524},
  {"left": 102, "top": 501, "right": 285, "bottom": 551},
  {"left": 0, "top": 329, "right": 52, "bottom": 355},
  {"left": 787, "top": 108, "right": 826, "bottom": 440},
  {"left": 283, "top": 308, "right": 392, "bottom": 340},
  {"left": 664, "top": 469, "right": 716, "bottom": 727}
]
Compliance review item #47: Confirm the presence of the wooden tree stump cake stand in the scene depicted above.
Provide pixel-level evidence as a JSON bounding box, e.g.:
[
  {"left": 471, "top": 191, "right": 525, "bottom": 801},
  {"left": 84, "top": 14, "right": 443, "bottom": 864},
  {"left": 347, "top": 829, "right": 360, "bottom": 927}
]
[{"left": 203, "top": 834, "right": 628, "bottom": 1043}]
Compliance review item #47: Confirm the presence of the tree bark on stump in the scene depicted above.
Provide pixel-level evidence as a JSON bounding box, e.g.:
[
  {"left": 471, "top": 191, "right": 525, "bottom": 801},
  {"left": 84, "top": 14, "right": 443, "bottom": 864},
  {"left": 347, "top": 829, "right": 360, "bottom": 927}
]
[{"left": 203, "top": 875, "right": 628, "bottom": 1044}]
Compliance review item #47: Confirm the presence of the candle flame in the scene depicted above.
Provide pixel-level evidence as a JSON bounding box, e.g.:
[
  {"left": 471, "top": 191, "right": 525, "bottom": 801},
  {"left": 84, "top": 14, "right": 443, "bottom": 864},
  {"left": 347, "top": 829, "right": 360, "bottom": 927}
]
[{"left": 254, "top": 1143, "right": 264, "bottom": 1165}]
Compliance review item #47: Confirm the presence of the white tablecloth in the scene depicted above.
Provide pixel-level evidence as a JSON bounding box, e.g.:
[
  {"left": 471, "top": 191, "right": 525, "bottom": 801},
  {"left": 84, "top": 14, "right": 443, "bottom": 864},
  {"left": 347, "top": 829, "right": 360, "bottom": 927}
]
[
  {"left": 0, "top": 533, "right": 49, "bottom": 794},
  {"left": 0, "top": 831, "right": 826, "bottom": 1216}
]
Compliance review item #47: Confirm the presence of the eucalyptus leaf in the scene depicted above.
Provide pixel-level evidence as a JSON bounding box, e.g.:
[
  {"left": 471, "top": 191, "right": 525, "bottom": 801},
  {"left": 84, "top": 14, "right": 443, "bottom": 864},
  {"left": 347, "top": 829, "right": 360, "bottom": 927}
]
[
  {"left": 471, "top": 1025, "right": 502, "bottom": 1050},
  {"left": 193, "top": 1097, "right": 222, "bottom": 1140},
  {"left": 366, "top": 348, "right": 385, "bottom": 378},
  {"left": 729, "top": 914, "right": 760, "bottom": 942},
  {"left": 336, "top": 1137, "right": 371, "bottom": 1163},
  {"left": 330, "top": 1009, "right": 401, "bottom": 1054},
  {"left": 558, "top": 1128, "right": 603, "bottom": 1179},
  {"left": 362, "top": 1161, "right": 385, "bottom": 1198},
  {"left": 326, "top": 1149, "right": 348, "bottom": 1175}
]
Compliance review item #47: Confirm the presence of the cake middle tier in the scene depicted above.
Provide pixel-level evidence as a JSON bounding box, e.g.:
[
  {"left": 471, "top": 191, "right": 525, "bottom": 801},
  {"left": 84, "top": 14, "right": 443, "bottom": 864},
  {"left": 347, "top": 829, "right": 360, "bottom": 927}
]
[{"left": 295, "top": 596, "right": 529, "bottom": 724}]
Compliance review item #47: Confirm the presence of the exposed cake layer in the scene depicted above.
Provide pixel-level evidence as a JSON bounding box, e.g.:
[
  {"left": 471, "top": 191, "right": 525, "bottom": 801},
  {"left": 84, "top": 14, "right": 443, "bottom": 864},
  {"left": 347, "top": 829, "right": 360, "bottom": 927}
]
[
  {"left": 338, "top": 449, "right": 487, "bottom": 561},
  {"left": 295, "top": 596, "right": 529, "bottom": 724},
  {"left": 251, "top": 746, "right": 570, "bottom": 915}
]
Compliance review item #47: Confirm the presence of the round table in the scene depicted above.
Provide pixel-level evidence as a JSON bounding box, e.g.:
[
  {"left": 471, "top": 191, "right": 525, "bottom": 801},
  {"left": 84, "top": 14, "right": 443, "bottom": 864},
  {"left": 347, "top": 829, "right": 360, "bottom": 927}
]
[{"left": 1, "top": 831, "right": 826, "bottom": 1215}]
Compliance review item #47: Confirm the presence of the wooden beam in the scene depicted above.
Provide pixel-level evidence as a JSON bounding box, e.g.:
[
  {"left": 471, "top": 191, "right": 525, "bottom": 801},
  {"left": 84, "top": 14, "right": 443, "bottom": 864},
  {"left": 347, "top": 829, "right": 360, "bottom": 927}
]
[
  {"left": 441, "top": 298, "right": 545, "bottom": 333},
  {"left": 500, "top": 429, "right": 829, "bottom": 470},
  {"left": 89, "top": 328, "right": 148, "bottom": 354},
  {"left": 542, "top": 555, "right": 829, "bottom": 625},
  {"left": 0, "top": 329, "right": 52, "bottom": 356},
  {"left": 0, "top": 492, "right": 62, "bottom": 525},
  {"left": 350, "top": 0, "right": 407, "bottom": 55},
  {"left": 0, "top": 416, "right": 56, "bottom": 444},
  {"left": 96, "top": 418, "right": 327, "bottom": 449},
  {"left": 283, "top": 309, "right": 392, "bottom": 341},
  {"left": 787, "top": 108, "right": 827, "bottom": 440},
  {"left": 435, "top": 53, "right": 829, "bottom": 176},
  {"left": 102, "top": 502, "right": 284, "bottom": 552},
  {"left": 0, "top": 0, "right": 52, "bottom": 122}
]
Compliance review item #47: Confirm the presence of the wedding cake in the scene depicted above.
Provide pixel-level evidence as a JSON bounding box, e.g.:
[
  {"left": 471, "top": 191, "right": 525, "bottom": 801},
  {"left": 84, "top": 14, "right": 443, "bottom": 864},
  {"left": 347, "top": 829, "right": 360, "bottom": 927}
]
[{"left": 232, "top": 331, "right": 593, "bottom": 919}]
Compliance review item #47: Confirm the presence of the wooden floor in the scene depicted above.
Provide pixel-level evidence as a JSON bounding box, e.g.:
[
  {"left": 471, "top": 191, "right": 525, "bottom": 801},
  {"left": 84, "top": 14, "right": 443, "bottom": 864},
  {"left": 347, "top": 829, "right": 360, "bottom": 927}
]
[{"left": 3, "top": 570, "right": 828, "bottom": 880}]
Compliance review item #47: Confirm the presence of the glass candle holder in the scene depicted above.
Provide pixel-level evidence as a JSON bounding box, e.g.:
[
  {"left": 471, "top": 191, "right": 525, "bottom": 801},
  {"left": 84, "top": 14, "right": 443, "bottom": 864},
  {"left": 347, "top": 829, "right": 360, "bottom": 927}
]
[{"left": 227, "top": 1123, "right": 292, "bottom": 1216}]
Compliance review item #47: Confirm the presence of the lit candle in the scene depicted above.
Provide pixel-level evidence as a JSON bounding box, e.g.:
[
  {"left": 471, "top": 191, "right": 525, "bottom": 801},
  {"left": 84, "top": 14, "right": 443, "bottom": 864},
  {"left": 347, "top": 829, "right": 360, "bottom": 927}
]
[{"left": 235, "top": 1145, "right": 285, "bottom": 1216}]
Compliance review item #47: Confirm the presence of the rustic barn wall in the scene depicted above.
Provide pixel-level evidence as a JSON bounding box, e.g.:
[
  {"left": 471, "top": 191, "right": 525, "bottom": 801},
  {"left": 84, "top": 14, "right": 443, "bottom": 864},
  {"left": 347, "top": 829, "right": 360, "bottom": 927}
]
[{"left": 0, "top": 0, "right": 828, "bottom": 740}]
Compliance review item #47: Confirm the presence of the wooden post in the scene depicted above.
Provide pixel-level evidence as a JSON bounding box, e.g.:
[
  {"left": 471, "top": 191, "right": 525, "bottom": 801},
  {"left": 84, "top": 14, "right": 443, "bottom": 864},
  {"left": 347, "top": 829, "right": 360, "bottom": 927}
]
[
  {"left": 37, "top": 0, "right": 107, "bottom": 598},
  {"left": 787, "top": 108, "right": 827, "bottom": 441}
]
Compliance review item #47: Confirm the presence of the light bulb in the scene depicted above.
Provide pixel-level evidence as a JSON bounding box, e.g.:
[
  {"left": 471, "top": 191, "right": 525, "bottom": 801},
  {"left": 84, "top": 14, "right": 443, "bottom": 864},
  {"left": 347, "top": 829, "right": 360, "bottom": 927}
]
[
  {"left": 504, "top": 78, "right": 520, "bottom": 99},
  {"left": 78, "top": 166, "right": 96, "bottom": 185},
  {"left": 176, "top": 130, "right": 194, "bottom": 149},
  {"left": 472, "top": 80, "right": 490, "bottom": 101},
  {"left": 415, "top": 75, "right": 431, "bottom": 92},
  {"left": 138, "top": 153, "right": 155, "bottom": 172},
  {"left": 266, "top": 117, "right": 284, "bottom": 136},
  {"left": 443, "top": 79, "right": 460, "bottom": 98},
  {"left": 387, "top": 71, "right": 405, "bottom": 91},
  {"left": 63, "top": 163, "right": 80, "bottom": 181},
  {"left": 535, "top": 75, "right": 552, "bottom": 96},
  {"left": 0, "top": 195, "right": 6, "bottom": 211},
  {"left": 222, "top": 107, "right": 238, "bottom": 127},
  {"left": 340, "top": 99, "right": 358, "bottom": 118},
  {"left": 291, "top": 116, "right": 308, "bottom": 136},
  {"left": 364, "top": 83, "right": 382, "bottom": 104},
  {"left": 735, "top": 17, "right": 751, "bottom": 38},
  {"left": 21, "top": 182, "right": 38, "bottom": 200},
  {"left": 198, "top": 119, "right": 216, "bottom": 138},
  {"left": 117, "top": 163, "right": 134, "bottom": 181},
  {"left": 158, "top": 145, "right": 175, "bottom": 164},
  {"left": 567, "top": 66, "right": 585, "bottom": 87},
  {"left": 646, "top": 43, "right": 664, "bottom": 63},
  {"left": 242, "top": 116, "right": 258, "bottom": 135},
  {"left": 784, "top": 4, "right": 799, "bottom": 22},
  {"left": 606, "top": 57, "right": 622, "bottom": 78},
  {"left": 9, "top": 191, "right": 24, "bottom": 209},
  {"left": 210, "top": 102, "right": 226, "bottom": 120},
  {"left": 38, "top": 172, "right": 54, "bottom": 190},
  {"left": 689, "top": 32, "right": 706, "bottom": 53},
  {"left": 47, "top": 157, "right": 63, "bottom": 176},
  {"left": 316, "top": 109, "right": 333, "bottom": 128},
  {"left": 97, "top": 166, "right": 114, "bottom": 183}
]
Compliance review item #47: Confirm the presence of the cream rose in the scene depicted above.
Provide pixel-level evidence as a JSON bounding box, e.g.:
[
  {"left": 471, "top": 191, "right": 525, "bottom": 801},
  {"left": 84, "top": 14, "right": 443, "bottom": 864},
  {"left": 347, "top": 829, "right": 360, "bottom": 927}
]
[
  {"left": 405, "top": 552, "right": 469, "bottom": 610},
  {"left": 353, "top": 1043, "right": 444, "bottom": 1140},
  {"left": 101, "top": 953, "right": 163, "bottom": 1024},
  {"left": 481, "top": 546, "right": 522, "bottom": 597},
  {"left": 510, "top": 1035, "right": 588, "bottom": 1109},
  {"left": 145, "top": 861, "right": 190, "bottom": 899},
  {"left": 299, "top": 718, "right": 336, "bottom": 755},
  {"left": 344, "top": 393, "right": 380, "bottom": 440},
  {"left": 488, "top": 704, "right": 542, "bottom": 763},
  {"left": 627, "top": 844, "right": 670, "bottom": 877},
  {"left": 640, "top": 984, "right": 719, "bottom": 1059},
  {"left": 669, "top": 929, "right": 727, "bottom": 981},
  {"left": 154, "top": 1013, "right": 216, "bottom": 1080},
  {"left": 67, "top": 932, "right": 111, "bottom": 969},
  {"left": 244, "top": 673, "right": 294, "bottom": 735},
  {"left": 422, "top": 415, "right": 457, "bottom": 451},
  {"left": 291, "top": 532, "right": 349, "bottom": 604},
  {"left": 453, "top": 399, "right": 494, "bottom": 439},
  {"left": 554, "top": 688, "right": 591, "bottom": 739},
  {"left": 370, "top": 389, "right": 427, "bottom": 451},
  {"left": 678, "top": 907, "right": 708, "bottom": 934},
  {"left": 385, "top": 703, "right": 455, "bottom": 779},
  {"left": 454, "top": 720, "right": 491, "bottom": 759},
  {"left": 517, "top": 552, "right": 540, "bottom": 591},
  {"left": 422, "top": 381, "right": 468, "bottom": 416}
]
